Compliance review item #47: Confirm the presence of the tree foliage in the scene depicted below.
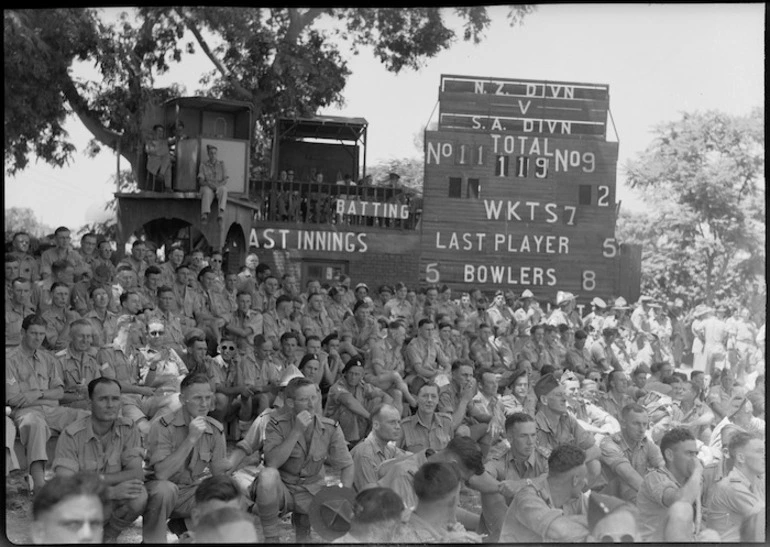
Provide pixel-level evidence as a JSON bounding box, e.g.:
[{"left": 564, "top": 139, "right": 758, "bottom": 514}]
[
  {"left": 4, "top": 207, "right": 54, "bottom": 238},
  {"left": 618, "top": 108, "right": 765, "bottom": 308},
  {"left": 367, "top": 157, "right": 424, "bottom": 195},
  {"left": 5, "top": 7, "right": 535, "bottom": 180}
]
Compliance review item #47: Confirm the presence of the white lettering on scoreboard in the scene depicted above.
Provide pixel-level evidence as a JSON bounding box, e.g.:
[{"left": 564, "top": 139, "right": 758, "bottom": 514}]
[
  {"left": 249, "top": 228, "right": 369, "bottom": 253},
  {"left": 426, "top": 137, "right": 597, "bottom": 174},
  {"left": 335, "top": 199, "right": 409, "bottom": 219}
]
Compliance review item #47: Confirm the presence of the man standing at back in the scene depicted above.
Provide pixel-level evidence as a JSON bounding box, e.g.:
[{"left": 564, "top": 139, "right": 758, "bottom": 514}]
[
  {"left": 53, "top": 377, "right": 147, "bottom": 542},
  {"left": 142, "top": 373, "right": 227, "bottom": 543}
]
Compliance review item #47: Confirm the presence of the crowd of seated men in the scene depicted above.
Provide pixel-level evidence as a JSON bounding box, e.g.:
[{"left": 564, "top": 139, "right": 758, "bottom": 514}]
[{"left": 5, "top": 224, "right": 766, "bottom": 543}]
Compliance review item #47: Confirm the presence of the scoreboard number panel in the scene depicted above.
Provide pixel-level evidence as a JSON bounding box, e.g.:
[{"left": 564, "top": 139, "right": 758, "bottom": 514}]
[{"left": 421, "top": 73, "right": 623, "bottom": 302}]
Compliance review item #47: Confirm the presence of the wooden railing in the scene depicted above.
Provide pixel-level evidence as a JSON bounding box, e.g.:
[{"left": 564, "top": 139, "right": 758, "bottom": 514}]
[{"left": 246, "top": 179, "right": 420, "bottom": 230}]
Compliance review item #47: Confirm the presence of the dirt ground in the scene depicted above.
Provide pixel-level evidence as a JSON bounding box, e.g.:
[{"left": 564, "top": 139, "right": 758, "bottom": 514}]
[{"left": 4, "top": 443, "right": 482, "bottom": 544}]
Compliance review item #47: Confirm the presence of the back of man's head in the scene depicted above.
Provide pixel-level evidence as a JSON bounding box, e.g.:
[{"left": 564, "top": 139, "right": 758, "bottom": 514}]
[
  {"left": 548, "top": 444, "right": 586, "bottom": 476},
  {"left": 193, "top": 506, "right": 257, "bottom": 544},
  {"left": 192, "top": 475, "right": 243, "bottom": 526},
  {"left": 444, "top": 435, "right": 485, "bottom": 476},
  {"left": 413, "top": 462, "right": 460, "bottom": 503}
]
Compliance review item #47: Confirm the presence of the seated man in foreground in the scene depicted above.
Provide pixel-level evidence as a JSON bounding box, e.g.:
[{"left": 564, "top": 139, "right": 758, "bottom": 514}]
[
  {"left": 142, "top": 373, "right": 227, "bottom": 543},
  {"left": 252, "top": 377, "right": 353, "bottom": 542}
]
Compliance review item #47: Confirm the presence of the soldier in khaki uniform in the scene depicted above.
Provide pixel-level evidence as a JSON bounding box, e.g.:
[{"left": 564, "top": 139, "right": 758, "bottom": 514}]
[
  {"left": 5, "top": 314, "right": 89, "bottom": 492},
  {"left": 142, "top": 373, "right": 227, "bottom": 543},
  {"left": 599, "top": 403, "right": 664, "bottom": 503},
  {"left": 55, "top": 319, "right": 107, "bottom": 410},
  {"left": 499, "top": 444, "right": 590, "bottom": 542},
  {"left": 478, "top": 412, "right": 549, "bottom": 542},
  {"left": 705, "top": 431, "right": 766, "bottom": 541},
  {"left": 253, "top": 376, "right": 353, "bottom": 542},
  {"left": 400, "top": 382, "right": 455, "bottom": 453},
  {"left": 53, "top": 377, "right": 147, "bottom": 542}
]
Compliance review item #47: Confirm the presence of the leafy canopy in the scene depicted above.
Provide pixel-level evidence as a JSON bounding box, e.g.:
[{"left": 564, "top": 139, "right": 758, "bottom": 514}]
[
  {"left": 618, "top": 108, "right": 764, "bottom": 307},
  {"left": 4, "top": 7, "right": 535, "bottom": 178}
]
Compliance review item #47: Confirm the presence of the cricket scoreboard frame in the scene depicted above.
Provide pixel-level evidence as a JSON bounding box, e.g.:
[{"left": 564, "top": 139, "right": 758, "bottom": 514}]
[{"left": 419, "top": 74, "right": 638, "bottom": 302}]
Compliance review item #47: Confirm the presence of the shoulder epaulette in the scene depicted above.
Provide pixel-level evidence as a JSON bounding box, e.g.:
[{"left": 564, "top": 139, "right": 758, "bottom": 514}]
[{"left": 205, "top": 416, "right": 224, "bottom": 432}]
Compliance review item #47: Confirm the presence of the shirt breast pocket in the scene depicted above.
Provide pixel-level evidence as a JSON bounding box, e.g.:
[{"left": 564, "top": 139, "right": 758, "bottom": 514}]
[{"left": 106, "top": 450, "right": 122, "bottom": 473}]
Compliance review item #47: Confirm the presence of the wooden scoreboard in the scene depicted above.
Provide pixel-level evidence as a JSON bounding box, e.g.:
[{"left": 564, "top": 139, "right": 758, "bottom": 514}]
[{"left": 420, "top": 74, "right": 628, "bottom": 303}]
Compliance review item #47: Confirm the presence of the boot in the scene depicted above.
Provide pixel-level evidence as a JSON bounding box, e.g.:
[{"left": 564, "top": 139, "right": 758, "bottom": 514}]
[{"left": 292, "top": 512, "right": 311, "bottom": 542}]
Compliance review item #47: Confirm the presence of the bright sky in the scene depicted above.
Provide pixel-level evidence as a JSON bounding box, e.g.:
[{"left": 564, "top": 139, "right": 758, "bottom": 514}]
[{"left": 5, "top": 4, "right": 764, "bottom": 231}]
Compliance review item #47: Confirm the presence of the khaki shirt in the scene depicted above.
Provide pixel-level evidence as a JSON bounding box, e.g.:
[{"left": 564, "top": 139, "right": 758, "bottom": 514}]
[
  {"left": 6, "top": 345, "right": 64, "bottom": 410},
  {"left": 300, "top": 309, "right": 335, "bottom": 340},
  {"left": 5, "top": 302, "right": 35, "bottom": 347},
  {"left": 198, "top": 159, "right": 227, "bottom": 187},
  {"left": 53, "top": 415, "right": 142, "bottom": 474},
  {"left": 263, "top": 410, "right": 352, "bottom": 493},
  {"left": 705, "top": 467, "right": 765, "bottom": 541},
  {"left": 56, "top": 347, "right": 108, "bottom": 406},
  {"left": 597, "top": 391, "right": 634, "bottom": 420},
  {"left": 40, "top": 247, "right": 84, "bottom": 278},
  {"left": 534, "top": 410, "right": 595, "bottom": 458},
  {"left": 600, "top": 431, "right": 664, "bottom": 503},
  {"left": 147, "top": 408, "right": 225, "bottom": 485},
  {"left": 230, "top": 309, "right": 263, "bottom": 350},
  {"left": 637, "top": 466, "right": 700, "bottom": 541},
  {"left": 350, "top": 431, "right": 408, "bottom": 492},
  {"left": 500, "top": 475, "right": 588, "bottom": 542},
  {"left": 399, "top": 411, "right": 454, "bottom": 453},
  {"left": 84, "top": 309, "right": 118, "bottom": 349},
  {"left": 484, "top": 449, "right": 549, "bottom": 504},
  {"left": 10, "top": 251, "right": 40, "bottom": 281},
  {"left": 42, "top": 307, "right": 80, "bottom": 352}
]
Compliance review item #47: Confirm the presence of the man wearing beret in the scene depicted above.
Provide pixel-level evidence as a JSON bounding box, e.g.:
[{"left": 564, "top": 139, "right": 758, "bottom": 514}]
[
  {"left": 533, "top": 373, "right": 603, "bottom": 484},
  {"left": 197, "top": 144, "right": 228, "bottom": 224}
]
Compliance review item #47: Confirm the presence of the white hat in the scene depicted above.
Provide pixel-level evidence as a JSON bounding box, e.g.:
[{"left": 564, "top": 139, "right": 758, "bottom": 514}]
[
  {"left": 613, "top": 296, "right": 630, "bottom": 309},
  {"left": 521, "top": 289, "right": 535, "bottom": 299},
  {"left": 590, "top": 297, "right": 607, "bottom": 309},
  {"left": 639, "top": 295, "right": 654, "bottom": 304},
  {"left": 556, "top": 291, "right": 575, "bottom": 306}
]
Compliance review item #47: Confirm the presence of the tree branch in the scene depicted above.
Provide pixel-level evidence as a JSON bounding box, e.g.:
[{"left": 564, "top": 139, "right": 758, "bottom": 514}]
[
  {"left": 176, "top": 8, "right": 253, "bottom": 101},
  {"left": 60, "top": 77, "right": 127, "bottom": 159},
  {"left": 285, "top": 8, "right": 324, "bottom": 44}
]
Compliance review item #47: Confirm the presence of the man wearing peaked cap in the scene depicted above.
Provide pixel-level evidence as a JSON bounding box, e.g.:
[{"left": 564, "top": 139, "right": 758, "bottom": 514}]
[{"left": 521, "top": 289, "right": 535, "bottom": 299}]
